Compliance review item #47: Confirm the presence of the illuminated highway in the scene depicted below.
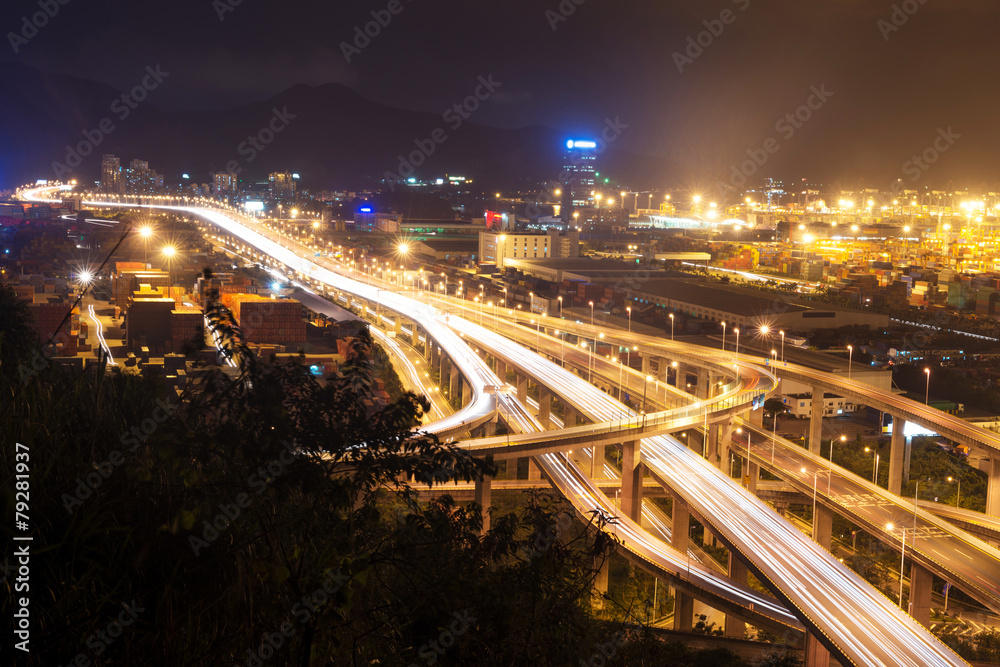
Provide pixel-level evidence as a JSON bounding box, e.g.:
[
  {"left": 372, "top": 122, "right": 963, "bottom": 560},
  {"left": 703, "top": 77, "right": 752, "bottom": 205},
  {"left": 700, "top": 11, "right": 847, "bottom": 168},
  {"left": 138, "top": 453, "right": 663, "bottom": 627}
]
[{"left": 20, "top": 185, "right": 969, "bottom": 665}]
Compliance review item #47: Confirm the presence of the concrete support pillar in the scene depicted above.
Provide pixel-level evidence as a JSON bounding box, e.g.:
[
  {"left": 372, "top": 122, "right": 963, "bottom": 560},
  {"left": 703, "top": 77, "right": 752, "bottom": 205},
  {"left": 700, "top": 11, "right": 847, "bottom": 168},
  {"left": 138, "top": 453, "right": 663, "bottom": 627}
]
[
  {"left": 462, "top": 380, "right": 471, "bottom": 408},
  {"left": 697, "top": 367, "right": 710, "bottom": 399},
  {"left": 673, "top": 591, "right": 694, "bottom": 632},
  {"left": 909, "top": 562, "right": 933, "bottom": 628},
  {"left": 474, "top": 476, "right": 492, "bottom": 534},
  {"left": 449, "top": 361, "right": 459, "bottom": 403},
  {"left": 641, "top": 354, "right": 652, "bottom": 376},
  {"left": 437, "top": 350, "right": 447, "bottom": 384},
  {"left": 538, "top": 389, "right": 552, "bottom": 429},
  {"left": 725, "top": 553, "right": 748, "bottom": 639},
  {"left": 718, "top": 419, "right": 735, "bottom": 474},
  {"left": 527, "top": 457, "right": 542, "bottom": 481},
  {"left": 809, "top": 387, "right": 824, "bottom": 455},
  {"left": 707, "top": 423, "right": 720, "bottom": 462},
  {"left": 590, "top": 443, "right": 606, "bottom": 479},
  {"left": 496, "top": 359, "right": 507, "bottom": 385},
  {"left": 746, "top": 462, "right": 759, "bottom": 495},
  {"left": 565, "top": 405, "right": 579, "bottom": 428},
  {"left": 889, "top": 417, "right": 908, "bottom": 496},
  {"left": 516, "top": 374, "right": 527, "bottom": 404},
  {"left": 813, "top": 504, "right": 833, "bottom": 549},
  {"left": 805, "top": 633, "right": 831, "bottom": 667},
  {"left": 672, "top": 499, "right": 690, "bottom": 553},
  {"left": 621, "top": 440, "right": 643, "bottom": 523},
  {"left": 749, "top": 407, "right": 764, "bottom": 427},
  {"left": 673, "top": 362, "right": 685, "bottom": 388},
  {"left": 593, "top": 554, "right": 610, "bottom": 608},
  {"left": 409, "top": 323, "right": 419, "bottom": 349},
  {"left": 988, "top": 457, "right": 1000, "bottom": 518}
]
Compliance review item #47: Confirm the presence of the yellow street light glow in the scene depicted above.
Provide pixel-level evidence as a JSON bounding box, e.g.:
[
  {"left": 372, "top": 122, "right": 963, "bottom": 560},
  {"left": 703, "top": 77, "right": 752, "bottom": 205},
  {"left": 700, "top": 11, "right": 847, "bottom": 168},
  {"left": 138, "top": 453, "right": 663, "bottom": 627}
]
[
  {"left": 162, "top": 246, "right": 176, "bottom": 257},
  {"left": 138, "top": 226, "right": 153, "bottom": 239},
  {"left": 693, "top": 195, "right": 702, "bottom": 203},
  {"left": 398, "top": 242, "right": 409, "bottom": 254}
]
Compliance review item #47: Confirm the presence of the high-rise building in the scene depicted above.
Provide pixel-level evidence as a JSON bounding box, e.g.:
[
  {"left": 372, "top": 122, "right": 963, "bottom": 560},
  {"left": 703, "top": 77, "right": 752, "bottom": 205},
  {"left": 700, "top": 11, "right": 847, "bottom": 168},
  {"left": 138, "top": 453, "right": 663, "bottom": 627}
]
[
  {"left": 125, "top": 159, "right": 164, "bottom": 194},
  {"left": 101, "top": 155, "right": 123, "bottom": 193},
  {"left": 269, "top": 172, "right": 296, "bottom": 202},
  {"left": 214, "top": 172, "right": 238, "bottom": 196},
  {"left": 561, "top": 140, "right": 598, "bottom": 214}
]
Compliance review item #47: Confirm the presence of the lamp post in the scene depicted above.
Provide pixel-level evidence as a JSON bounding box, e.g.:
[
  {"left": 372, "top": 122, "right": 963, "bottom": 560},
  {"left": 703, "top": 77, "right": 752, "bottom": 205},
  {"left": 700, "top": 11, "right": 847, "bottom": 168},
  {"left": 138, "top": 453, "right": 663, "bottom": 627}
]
[
  {"left": 924, "top": 367, "right": 931, "bottom": 405},
  {"left": 669, "top": 313, "right": 674, "bottom": 341},
  {"left": 589, "top": 300, "right": 594, "bottom": 328},
  {"left": 865, "top": 447, "right": 880, "bottom": 485},
  {"left": 886, "top": 522, "right": 907, "bottom": 609},
  {"left": 737, "top": 427, "right": 752, "bottom": 484},
  {"left": 847, "top": 345, "right": 853, "bottom": 380},
  {"left": 734, "top": 327, "right": 740, "bottom": 362},
  {"left": 779, "top": 330, "right": 785, "bottom": 364},
  {"left": 721, "top": 321, "right": 726, "bottom": 351},
  {"left": 830, "top": 434, "right": 846, "bottom": 466},
  {"left": 557, "top": 296, "right": 563, "bottom": 319},
  {"left": 627, "top": 306, "right": 632, "bottom": 334},
  {"left": 948, "top": 476, "right": 962, "bottom": 508}
]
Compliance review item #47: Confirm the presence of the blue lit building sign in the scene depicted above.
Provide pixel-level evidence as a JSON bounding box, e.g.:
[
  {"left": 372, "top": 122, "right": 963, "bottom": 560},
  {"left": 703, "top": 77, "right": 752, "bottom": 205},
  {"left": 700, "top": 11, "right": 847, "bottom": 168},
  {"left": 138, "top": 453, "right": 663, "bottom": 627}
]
[{"left": 566, "top": 140, "right": 597, "bottom": 149}]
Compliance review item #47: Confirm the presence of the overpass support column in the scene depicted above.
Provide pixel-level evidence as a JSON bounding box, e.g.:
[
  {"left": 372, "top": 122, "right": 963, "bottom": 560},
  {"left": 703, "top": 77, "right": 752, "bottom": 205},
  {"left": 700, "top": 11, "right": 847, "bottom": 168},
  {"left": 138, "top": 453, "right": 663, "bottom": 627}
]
[
  {"left": 565, "top": 406, "right": 579, "bottom": 428},
  {"left": 888, "top": 417, "right": 908, "bottom": 495},
  {"left": 909, "top": 562, "right": 933, "bottom": 629},
  {"left": 725, "top": 554, "right": 748, "bottom": 639},
  {"left": 746, "top": 462, "right": 759, "bottom": 495},
  {"left": 809, "top": 387, "right": 824, "bottom": 455},
  {"left": 590, "top": 443, "right": 606, "bottom": 479},
  {"left": 707, "top": 423, "right": 720, "bottom": 462},
  {"left": 409, "top": 323, "right": 419, "bottom": 349},
  {"left": 527, "top": 457, "right": 542, "bottom": 481},
  {"left": 748, "top": 406, "right": 764, "bottom": 427},
  {"left": 718, "top": 419, "right": 735, "bottom": 475},
  {"left": 593, "top": 554, "right": 610, "bottom": 609},
  {"left": 813, "top": 504, "right": 833, "bottom": 549},
  {"left": 988, "top": 458, "right": 1000, "bottom": 518},
  {"left": 516, "top": 374, "right": 527, "bottom": 404},
  {"left": 672, "top": 362, "right": 685, "bottom": 388},
  {"left": 697, "top": 367, "right": 710, "bottom": 399},
  {"left": 641, "top": 354, "right": 652, "bottom": 377},
  {"left": 474, "top": 476, "right": 492, "bottom": 535},
  {"left": 449, "top": 362, "right": 459, "bottom": 405},
  {"left": 495, "top": 359, "right": 507, "bottom": 385},
  {"left": 621, "top": 440, "right": 643, "bottom": 523},
  {"left": 538, "top": 389, "right": 552, "bottom": 429},
  {"left": 804, "top": 634, "right": 830, "bottom": 667},
  {"left": 462, "top": 380, "right": 471, "bottom": 408},
  {"left": 671, "top": 497, "right": 693, "bottom": 632}
]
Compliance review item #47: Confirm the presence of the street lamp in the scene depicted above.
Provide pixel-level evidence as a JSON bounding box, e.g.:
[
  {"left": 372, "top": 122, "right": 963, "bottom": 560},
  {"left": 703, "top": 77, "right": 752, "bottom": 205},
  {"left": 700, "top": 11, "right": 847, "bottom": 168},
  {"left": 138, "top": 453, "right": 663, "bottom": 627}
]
[
  {"left": 589, "top": 300, "right": 594, "bottom": 328},
  {"left": 830, "top": 434, "right": 846, "bottom": 466},
  {"left": 557, "top": 296, "right": 563, "bottom": 318},
  {"left": 948, "top": 476, "right": 962, "bottom": 508},
  {"left": 734, "top": 327, "right": 740, "bottom": 362},
  {"left": 721, "top": 321, "right": 726, "bottom": 351},
  {"left": 886, "top": 522, "right": 907, "bottom": 609},
  {"left": 669, "top": 313, "right": 674, "bottom": 341},
  {"left": 924, "top": 368, "right": 931, "bottom": 405},
  {"left": 627, "top": 306, "right": 632, "bottom": 334},
  {"left": 865, "top": 447, "right": 880, "bottom": 485},
  {"left": 779, "top": 330, "right": 785, "bottom": 364},
  {"left": 847, "top": 345, "right": 853, "bottom": 380},
  {"left": 737, "top": 427, "right": 753, "bottom": 485}
]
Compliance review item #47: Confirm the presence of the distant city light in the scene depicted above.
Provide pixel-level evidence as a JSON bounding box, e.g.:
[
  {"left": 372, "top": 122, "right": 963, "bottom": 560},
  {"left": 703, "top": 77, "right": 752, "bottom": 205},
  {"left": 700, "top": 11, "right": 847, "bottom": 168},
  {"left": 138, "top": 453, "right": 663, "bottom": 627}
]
[
  {"left": 566, "top": 140, "right": 597, "bottom": 149},
  {"left": 182, "top": 173, "right": 190, "bottom": 179},
  {"left": 359, "top": 207, "right": 372, "bottom": 213},
  {"left": 292, "top": 173, "right": 300, "bottom": 179}
]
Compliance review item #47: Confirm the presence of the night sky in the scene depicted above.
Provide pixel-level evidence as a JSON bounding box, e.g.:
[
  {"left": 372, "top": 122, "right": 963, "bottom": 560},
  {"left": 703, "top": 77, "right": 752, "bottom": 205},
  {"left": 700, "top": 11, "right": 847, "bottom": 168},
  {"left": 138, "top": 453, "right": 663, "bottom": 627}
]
[{"left": 3, "top": 0, "right": 998, "bottom": 188}]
